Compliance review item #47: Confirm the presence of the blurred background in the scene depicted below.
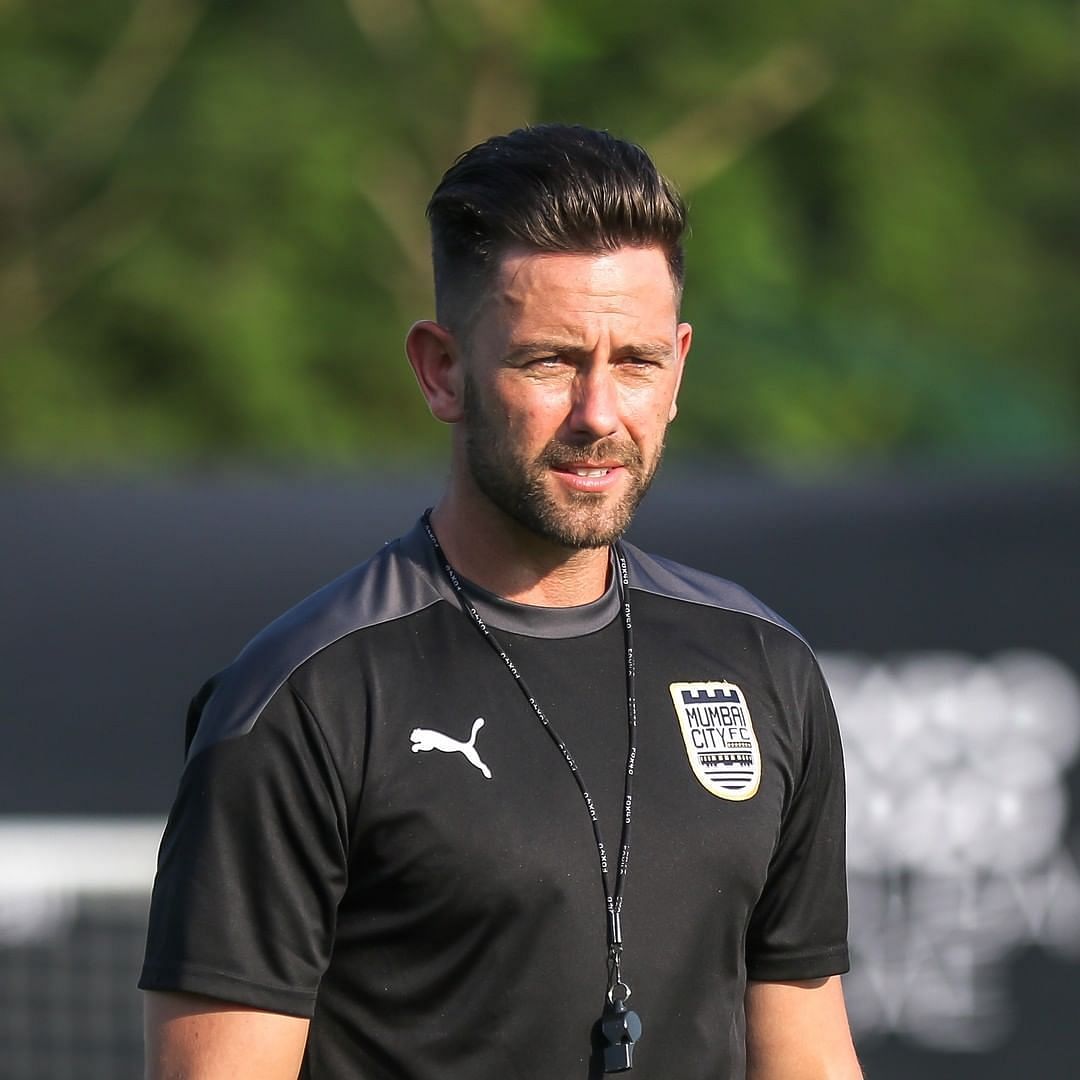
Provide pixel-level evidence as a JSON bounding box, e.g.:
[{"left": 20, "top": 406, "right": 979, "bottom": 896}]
[{"left": 1, "top": 1, "right": 1078, "bottom": 1076}]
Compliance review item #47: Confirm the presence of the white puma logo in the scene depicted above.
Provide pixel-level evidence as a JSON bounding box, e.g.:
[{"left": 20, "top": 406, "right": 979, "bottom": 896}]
[{"left": 410, "top": 717, "right": 492, "bottom": 779}]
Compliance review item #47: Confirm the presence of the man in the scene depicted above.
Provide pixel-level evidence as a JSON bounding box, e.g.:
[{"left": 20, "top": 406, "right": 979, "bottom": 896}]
[{"left": 141, "top": 124, "right": 861, "bottom": 1079}]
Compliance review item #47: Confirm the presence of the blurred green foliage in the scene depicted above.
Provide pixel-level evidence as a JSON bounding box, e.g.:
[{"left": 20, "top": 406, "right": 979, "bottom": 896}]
[{"left": 1, "top": 0, "right": 1077, "bottom": 469}]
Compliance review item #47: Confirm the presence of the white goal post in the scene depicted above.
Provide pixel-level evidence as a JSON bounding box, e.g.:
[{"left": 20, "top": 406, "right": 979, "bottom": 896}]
[{"left": 0, "top": 818, "right": 164, "bottom": 1080}]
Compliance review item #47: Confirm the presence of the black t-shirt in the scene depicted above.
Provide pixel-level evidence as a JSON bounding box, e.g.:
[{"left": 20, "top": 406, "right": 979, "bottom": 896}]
[{"left": 141, "top": 518, "right": 849, "bottom": 1079}]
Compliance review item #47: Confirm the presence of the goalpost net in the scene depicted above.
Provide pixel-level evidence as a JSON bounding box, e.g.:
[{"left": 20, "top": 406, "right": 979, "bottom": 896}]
[{"left": 0, "top": 818, "right": 163, "bottom": 1080}]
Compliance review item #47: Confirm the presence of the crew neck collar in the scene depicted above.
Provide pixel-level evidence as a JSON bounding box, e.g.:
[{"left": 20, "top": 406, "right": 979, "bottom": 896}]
[{"left": 404, "top": 516, "right": 621, "bottom": 639}]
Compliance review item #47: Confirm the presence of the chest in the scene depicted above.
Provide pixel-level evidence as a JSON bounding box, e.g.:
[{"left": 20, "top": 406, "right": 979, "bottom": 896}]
[{"left": 341, "top": 603, "right": 802, "bottom": 932}]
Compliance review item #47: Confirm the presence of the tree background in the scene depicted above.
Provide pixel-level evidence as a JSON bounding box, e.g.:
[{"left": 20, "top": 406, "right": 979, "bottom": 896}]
[{"left": 1, "top": 0, "right": 1077, "bottom": 470}]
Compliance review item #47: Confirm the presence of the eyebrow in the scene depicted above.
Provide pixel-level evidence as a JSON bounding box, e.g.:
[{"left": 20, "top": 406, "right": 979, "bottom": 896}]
[{"left": 506, "top": 340, "right": 674, "bottom": 364}]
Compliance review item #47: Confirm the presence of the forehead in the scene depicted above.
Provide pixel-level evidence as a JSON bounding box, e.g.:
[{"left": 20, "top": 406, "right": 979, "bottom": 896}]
[{"left": 480, "top": 246, "right": 679, "bottom": 340}]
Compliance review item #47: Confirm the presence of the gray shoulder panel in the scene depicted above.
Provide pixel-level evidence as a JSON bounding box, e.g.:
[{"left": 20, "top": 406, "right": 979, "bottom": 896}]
[
  {"left": 621, "top": 542, "right": 809, "bottom": 648},
  {"left": 186, "top": 520, "right": 443, "bottom": 760}
]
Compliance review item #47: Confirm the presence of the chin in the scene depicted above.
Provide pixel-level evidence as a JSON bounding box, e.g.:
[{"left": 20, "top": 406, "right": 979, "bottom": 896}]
[{"left": 527, "top": 500, "right": 637, "bottom": 550}]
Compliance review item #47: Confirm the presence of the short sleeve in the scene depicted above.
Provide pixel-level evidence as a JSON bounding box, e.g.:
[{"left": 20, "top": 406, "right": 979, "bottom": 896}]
[
  {"left": 139, "top": 678, "right": 349, "bottom": 1016},
  {"left": 745, "top": 658, "right": 850, "bottom": 981}
]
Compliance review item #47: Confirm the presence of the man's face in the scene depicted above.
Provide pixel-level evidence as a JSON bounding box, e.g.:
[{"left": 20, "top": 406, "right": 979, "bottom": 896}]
[{"left": 458, "top": 246, "right": 691, "bottom": 549}]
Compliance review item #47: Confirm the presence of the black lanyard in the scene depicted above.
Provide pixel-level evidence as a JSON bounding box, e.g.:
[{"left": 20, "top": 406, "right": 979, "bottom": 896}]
[{"left": 422, "top": 512, "right": 643, "bottom": 1069}]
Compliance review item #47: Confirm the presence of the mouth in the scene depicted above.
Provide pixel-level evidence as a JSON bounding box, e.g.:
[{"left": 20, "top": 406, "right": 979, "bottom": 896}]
[
  {"left": 564, "top": 466, "right": 615, "bottom": 478},
  {"left": 548, "top": 462, "right": 627, "bottom": 493},
  {"left": 540, "top": 440, "right": 643, "bottom": 495}
]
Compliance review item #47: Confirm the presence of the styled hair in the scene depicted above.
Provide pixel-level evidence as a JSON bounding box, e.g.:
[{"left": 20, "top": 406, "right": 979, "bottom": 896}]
[{"left": 427, "top": 124, "right": 687, "bottom": 331}]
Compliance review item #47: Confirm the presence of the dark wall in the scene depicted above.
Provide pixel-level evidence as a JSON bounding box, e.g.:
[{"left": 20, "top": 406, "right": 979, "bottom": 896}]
[
  {"left": 5, "top": 468, "right": 1077, "bottom": 816},
  {"left": 3, "top": 467, "right": 1079, "bottom": 1076}
]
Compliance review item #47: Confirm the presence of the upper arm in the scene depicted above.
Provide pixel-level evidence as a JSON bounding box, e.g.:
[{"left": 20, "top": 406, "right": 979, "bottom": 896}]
[
  {"left": 745, "top": 976, "right": 861, "bottom": 1080},
  {"left": 143, "top": 991, "right": 310, "bottom": 1080},
  {"left": 746, "top": 656, "right": 850, "bottom": 981},
  {"left": 140, "top": 681, "right": 349, "bottom": 1016}
]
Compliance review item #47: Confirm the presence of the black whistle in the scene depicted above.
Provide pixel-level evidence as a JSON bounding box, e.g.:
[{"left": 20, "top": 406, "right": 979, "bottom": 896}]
[{"left": 600, "top": 998, "right": 642, "bottom": 1072}]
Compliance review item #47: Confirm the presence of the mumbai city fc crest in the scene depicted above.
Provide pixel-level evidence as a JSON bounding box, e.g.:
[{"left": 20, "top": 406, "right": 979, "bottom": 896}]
[{"left": 669, "top": 681, "right": 761, "bottom": 800}]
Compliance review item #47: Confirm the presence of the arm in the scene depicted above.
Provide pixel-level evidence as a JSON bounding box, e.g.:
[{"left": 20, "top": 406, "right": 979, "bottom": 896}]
[
  {"left": 143, "top": 991, "right": 310, "bottom": 1080},
  {"left": 745, "top": 976, "right": 862, "bottom": 1080},
  {"left": 141, "top": 682, "right": 349, "bottom": 1073}
]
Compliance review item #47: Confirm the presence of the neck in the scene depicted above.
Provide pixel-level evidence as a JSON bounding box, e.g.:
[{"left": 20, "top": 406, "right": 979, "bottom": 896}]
[{"left": 427, "top": 495, "right": 612, "bottom": 607}]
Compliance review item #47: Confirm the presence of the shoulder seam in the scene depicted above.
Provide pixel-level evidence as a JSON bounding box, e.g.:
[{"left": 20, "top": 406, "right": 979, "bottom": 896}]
[
  {"left": 629, "top": 580, "right": 814, "bottom": 655},
  {"left": 187, "top": 595, "right": 444, "bottom": 763}
]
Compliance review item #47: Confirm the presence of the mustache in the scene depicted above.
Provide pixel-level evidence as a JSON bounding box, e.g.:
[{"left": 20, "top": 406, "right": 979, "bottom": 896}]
[{"left": 537, "top": 438, "right": 644, "bottom": 470}]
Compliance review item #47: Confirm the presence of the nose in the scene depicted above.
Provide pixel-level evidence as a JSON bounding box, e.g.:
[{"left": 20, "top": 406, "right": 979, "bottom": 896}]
[{"left": 566, "top": 365, "right": 619, "bottom": 441}]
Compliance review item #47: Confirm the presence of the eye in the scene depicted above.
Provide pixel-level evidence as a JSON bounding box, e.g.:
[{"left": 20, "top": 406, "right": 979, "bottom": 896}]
[
  {"left": 620, "top": 354, "right": 662, "bottom": 371},
  {"left": 527, "top": 355, "right": 567, "bottom": 370}
]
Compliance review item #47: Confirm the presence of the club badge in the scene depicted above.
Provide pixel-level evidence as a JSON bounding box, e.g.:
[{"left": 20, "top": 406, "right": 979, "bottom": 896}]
[{"left": 669, "top": 681, "right": 761, "bottom": 800}]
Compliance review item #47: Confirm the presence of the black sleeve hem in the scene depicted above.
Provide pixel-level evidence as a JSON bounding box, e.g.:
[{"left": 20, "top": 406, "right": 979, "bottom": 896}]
[
  {"left": 138, "top": 964, "right": 317, "bottom": 1019},
  {"left": 745, "top": 944, "right": 850, "bottom": 983}
]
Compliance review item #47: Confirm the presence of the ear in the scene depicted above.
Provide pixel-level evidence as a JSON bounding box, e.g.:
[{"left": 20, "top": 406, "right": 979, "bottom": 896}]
[
  {"left": 668, "top": 320, "right": 693, "bottom": 421},
  {"left": 406, "top": 320, "right": 465, "bottom": 424}
]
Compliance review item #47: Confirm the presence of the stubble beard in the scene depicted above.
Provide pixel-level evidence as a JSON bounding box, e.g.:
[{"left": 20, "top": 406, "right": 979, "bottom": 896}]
[{"left": 462, "top": 375, "right": 666, "bottom": 550}]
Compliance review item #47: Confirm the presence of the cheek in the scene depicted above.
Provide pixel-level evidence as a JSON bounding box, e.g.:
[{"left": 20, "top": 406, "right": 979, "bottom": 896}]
[
  {"left": 621, "top": 387, "right": 677, "bottom": 440},
  {"left": 475, "top": 401, "right": 545, "bottom": 462},
  {"left": 498, "top": 386, "right": 569, "bottom": 442},
  {"left": 472, "top": 380, "right": 523, "bottom": 438}
]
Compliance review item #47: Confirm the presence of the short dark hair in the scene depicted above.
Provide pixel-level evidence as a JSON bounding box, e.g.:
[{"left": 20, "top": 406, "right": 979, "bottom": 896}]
[{"left": 427, "top": 124, "right": 687, "bottom": 332}]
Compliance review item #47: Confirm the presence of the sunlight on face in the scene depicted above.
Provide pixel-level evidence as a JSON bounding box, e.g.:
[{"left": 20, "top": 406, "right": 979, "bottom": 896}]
[{"left": 460, "top": 247, "right": 690, "bottom": 548}]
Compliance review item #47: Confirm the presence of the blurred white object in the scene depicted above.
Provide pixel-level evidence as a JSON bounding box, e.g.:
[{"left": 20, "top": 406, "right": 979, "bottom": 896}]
[
  {"left": 0, "top": 818, "right": 162, "bottom": 943},
  {"left": 826, "top": 650, "right": 1080, "bottom": 1050}
]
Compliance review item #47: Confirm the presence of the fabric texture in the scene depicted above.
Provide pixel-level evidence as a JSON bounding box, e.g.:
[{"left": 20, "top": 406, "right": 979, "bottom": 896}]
[{"left": 141, "top": 517, "right": 849, "bottom": 1079}]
